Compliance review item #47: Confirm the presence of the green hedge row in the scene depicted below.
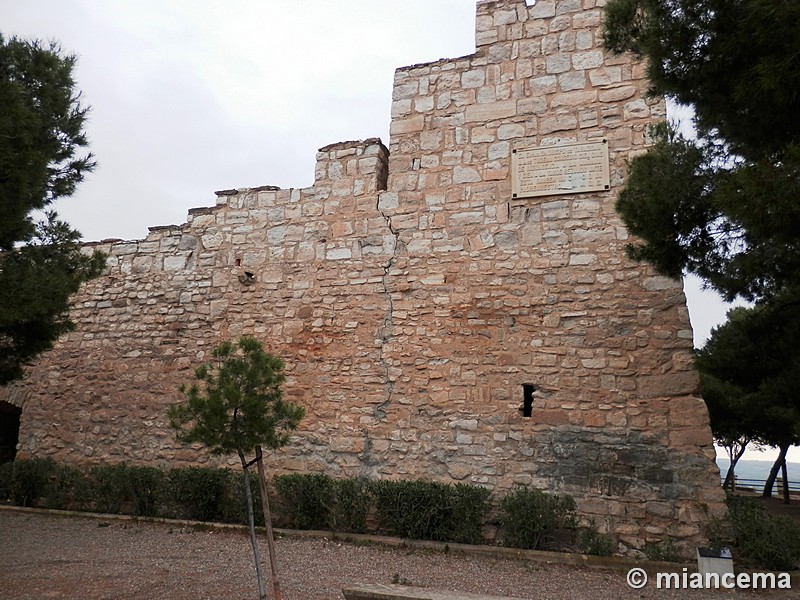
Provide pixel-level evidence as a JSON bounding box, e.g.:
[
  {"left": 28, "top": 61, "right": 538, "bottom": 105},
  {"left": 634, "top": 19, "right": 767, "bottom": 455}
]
[
  {"left": 5, "top": 460, "right": 796, "bottom": 568},
  {"left": 0, "top": 458, "right": 256, "bottom": 524},
  {"left": 0, "top": 458, "right": 603, "bottom": 552}
]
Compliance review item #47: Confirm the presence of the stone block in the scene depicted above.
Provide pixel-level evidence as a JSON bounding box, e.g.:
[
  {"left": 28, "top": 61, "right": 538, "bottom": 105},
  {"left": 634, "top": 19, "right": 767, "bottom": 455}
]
[
  {"left": 539, "top": 114, "right": 578, "bottom": 133},
  {"left": 623, "top": 99, "right": 650, "bottom": 120},
  {"left": 163, "top": 255, "right": 187, "bottom": 271},
  {"left": 453, "top": 166, "right": 482, "bottom": 183},
  {"left": 545, "top": 54, "right": 571, "bottom": 74},
  {"left": 461, "top": 69, "right": 486, "bottom": 88},
  {"left": 390, "top": 114, "right": 425, "bottom": 135},
  {"left": 599, "top": 86, "right": 637, "bottom": 103},
  {"left": 326, "top": 248, "right": 352, "bottom": 261},
  {"left": 637, "top": 373, "right": 699, "bottom": 399},
  {"left": 378, "top": 192, "right": 399, "bottom": 211},
  {"left": 551, "top": 90, "right": 597, "bottom": 108},
  {"left": 464, "top": 100, "right": 517, "bottom": 123},
  {"left": 414, "top": 96, "right": 434, "bottom": 113},
  {"left": 558, "top": 70, "right": 587, "bottom": 91},
  {"left": 529, "top": 0, "right": 556, "bottom": 19},
  {"left": 497, "top": 123, "right": 525, "bottom": 140},
  {"left": 643, "top": 276, "right": 681, "bottom": 291},
  {"left": 487, "top": 141, "right": 510, "bottom": 160},
  {"left": 391, "top": 99, "right": 412, "bottom": 117},
  {"left": 572, "top": 50, "right": 604, "bottom": 70},
  {"left": 450, "top": 419, "right": 478, "bottom": 431}
]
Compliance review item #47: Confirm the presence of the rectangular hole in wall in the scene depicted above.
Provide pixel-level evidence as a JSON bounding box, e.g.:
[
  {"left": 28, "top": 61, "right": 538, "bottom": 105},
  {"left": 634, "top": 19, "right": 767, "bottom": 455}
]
[{"left": 521, "top": 383, "right": 536, "bottom": 418}]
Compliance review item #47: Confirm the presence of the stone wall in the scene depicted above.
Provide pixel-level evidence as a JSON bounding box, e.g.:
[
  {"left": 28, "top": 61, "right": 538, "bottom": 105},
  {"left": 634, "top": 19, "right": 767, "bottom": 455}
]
[{"left": 5, "top": 0, "right": 725, "bottom": 552}]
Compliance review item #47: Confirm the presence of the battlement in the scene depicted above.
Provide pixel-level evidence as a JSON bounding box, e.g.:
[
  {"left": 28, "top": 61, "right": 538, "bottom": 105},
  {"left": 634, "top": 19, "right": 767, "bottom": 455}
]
[{"left": 475, "top": 0, "right": 602, "bottom": 47}]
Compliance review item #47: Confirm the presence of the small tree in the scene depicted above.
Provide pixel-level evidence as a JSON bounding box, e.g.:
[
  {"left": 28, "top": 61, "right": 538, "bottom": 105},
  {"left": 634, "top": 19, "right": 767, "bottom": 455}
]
[
  {"left": 698, "top": 371, "right": 754, "bottom": 491},
  {"left": 168, "top": 336, "right": 305, "bottom": 600},
  {"left": 695, "top": 301, "right": 800, "bottom": 502}
]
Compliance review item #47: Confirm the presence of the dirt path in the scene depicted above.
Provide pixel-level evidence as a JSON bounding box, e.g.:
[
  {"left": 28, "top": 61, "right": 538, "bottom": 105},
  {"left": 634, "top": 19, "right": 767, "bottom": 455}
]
[{"left": 0, "top": 509, "right": 795, "bottom": 599}]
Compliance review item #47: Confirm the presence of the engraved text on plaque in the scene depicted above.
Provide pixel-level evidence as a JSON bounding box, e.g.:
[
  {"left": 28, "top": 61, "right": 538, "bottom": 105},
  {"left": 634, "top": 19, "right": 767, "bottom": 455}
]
[{"left": 512, "top": 140, "right": 610, "bottom": 198}]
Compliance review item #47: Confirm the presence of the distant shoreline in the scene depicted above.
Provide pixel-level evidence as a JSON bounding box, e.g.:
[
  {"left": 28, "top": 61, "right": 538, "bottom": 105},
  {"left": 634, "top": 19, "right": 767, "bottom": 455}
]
[{"left": 715, "top": 458, "right": 800, "bottom": 487}]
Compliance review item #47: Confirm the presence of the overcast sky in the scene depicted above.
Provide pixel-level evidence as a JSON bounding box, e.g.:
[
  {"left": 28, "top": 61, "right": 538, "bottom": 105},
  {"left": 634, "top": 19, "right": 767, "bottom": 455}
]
[{"left": 2, "top": 3, "right": 749, "bottom": 374}]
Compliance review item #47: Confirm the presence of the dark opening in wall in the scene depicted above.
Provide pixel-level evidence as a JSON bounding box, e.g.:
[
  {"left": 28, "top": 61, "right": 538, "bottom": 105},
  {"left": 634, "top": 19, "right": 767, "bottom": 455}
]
[
  {"left": 0, "top": 401, "right": 21, "bottom": 464},
  {"left": 521, "top": 384, "right": 536, "bottom": 418}
]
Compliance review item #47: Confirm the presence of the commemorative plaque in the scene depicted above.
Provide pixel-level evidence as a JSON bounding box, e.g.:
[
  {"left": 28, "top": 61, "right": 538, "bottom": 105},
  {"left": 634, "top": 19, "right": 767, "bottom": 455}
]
[{"left": 512, "top": 140, "right": 610, "bottom": 199}]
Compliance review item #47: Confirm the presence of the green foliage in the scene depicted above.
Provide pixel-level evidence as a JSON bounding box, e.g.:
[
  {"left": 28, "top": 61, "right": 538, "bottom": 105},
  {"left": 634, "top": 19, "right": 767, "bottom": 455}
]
[
  {"left": 448, "top": 483, "right": 493, "bottom": 544},
  {"left": 330, "top": 477, "right": 373, "bottom": 534},
  {"left": 604, "top": 0, "right": 800, "bottom": 159},
  {"left": 45, "top": 462, "right": 88, "bottom": 510},
  {"left": 4, "top": 458, "right": 88, "bottom": 509},
  {"left": 88, "top": 463, "right": 131, "bottom": 514},
  {"left": 372, "top": 479, "right": 491, "bottom": 544},
  {"left": 1, "top": 457, "right": 634, "bottom": 561},
  {"left": 89, "top": 463, "right": 130, "bottom": 514},
  {"left": 273, "top": 473, "right": 335, "bottom": 530},
  {"left": 499, "top": 487, "right": 577, "bottom": 550},
  {"left": 271, "top": 474, "right": 374, "bottom": 533},
  {"left": 643, "top": 538, "right": 682, "bottom": 563},
  {"left": 0, "top": 460, "right": 12, "bottom": 499},
  {"left": 168, "top": 336, "right": 304, "bottom": 599},
  {"left": 577, "top": 520, "right": 615, "bottom": 557},
  {"left": 614, "top": 126, "right": 800, "bottom": 302},
  {"left": 89, "top": 463, "right": 167, "bottom": 516},
  {"left": 721, "top": 494, "right": 800, "bottom": 571},
  {"left": 169, "top": 466, "right": 236, "bottom": 522},
  {"left": 168, "top": 336, "right": 305, "bottom": 458},
  {"left": 695, "top": 300, "right": 800, "bottom": 451},
  {"left": 126, "top": 465, "right": 165, "bottom": 517},
  {"left": 8, "top": 457, "right": 57, "bottom": 506},
  {"left": 699, "top": 371, "right": 754, "bottom": 447},
  {"left": 0, "top": 34, "right": 105, "bottom": 384},
  {"left": 604, "top": 1, "right": 800, "bottom": 303},
  {"left": 703, "top": 503, "right": 736, "bottom": 552}
]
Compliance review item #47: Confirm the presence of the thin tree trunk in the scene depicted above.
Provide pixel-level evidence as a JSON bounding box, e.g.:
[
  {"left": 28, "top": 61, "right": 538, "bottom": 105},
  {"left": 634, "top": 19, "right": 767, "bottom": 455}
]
[
  {"left": 781, "top": 457, "right": 791, "bottom": 504},
  {"left": 723, "top": 441, "right": 748, "bottom": 491},
  {"left": 763, "top": 443, "right": 790, "bottom": 498},
  {"left": 255, "top": 445, "right": 282, "bottom": 600},
  {"left": 240, "top": 451, "right": 267, "bottom": 600}
]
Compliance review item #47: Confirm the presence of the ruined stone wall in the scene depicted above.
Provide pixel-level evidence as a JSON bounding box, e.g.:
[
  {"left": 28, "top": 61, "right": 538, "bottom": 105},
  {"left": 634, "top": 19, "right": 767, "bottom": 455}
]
[{"left": 6, "top": 0, "right": 725, "bottom": 552}]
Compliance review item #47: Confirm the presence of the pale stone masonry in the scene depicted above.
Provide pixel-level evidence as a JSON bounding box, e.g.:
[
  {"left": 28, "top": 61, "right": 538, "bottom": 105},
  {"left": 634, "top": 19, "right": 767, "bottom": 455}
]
[{"left": 4, "top": 0, "right": 725, "bottom": 552}]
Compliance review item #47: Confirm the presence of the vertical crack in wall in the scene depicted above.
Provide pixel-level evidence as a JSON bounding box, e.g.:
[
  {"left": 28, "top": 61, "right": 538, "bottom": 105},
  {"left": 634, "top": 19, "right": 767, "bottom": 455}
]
[{"left": 374, "top": 192, "right": 400, "bottom": 422}]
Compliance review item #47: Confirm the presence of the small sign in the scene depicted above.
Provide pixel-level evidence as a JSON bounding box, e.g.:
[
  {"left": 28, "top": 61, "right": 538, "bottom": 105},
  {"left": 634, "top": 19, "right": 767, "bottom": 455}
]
[
  {"left": 697, "top": 546, "right": 734, "bottom": 589},
  {"left": 697, "top": 547, "right": 733, "bottom": 559},
  {"left": 512, "top": 140, "right": 610, "bottom": 199}
]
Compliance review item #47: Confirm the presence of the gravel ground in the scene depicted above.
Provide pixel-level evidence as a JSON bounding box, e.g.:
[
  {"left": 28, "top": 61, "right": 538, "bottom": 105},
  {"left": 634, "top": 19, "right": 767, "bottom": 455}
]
[{"left": 0, "top": 509, "right": 796, "bottom": 600}]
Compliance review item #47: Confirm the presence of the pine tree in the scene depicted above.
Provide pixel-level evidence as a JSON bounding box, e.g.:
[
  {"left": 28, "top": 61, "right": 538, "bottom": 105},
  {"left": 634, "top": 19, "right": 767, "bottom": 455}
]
[
  {"left": 169, "top": 336, "right": 305, "bottom": 600},
  {"left": 605, "top": 0, "right": 800, "bottom": 486},
  {"left": 0, "top": 34, "right": 105, "bottom": 384},
  {"left": 603, "top": 0, "right": 800, "bottom": 302},
  {"left": 695, "top": 300, "right": 800, "bottom": 501}
]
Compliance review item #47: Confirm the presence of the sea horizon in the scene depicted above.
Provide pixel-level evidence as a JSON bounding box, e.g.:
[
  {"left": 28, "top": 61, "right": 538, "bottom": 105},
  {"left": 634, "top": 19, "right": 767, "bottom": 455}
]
[{"left": 715, "top": 457, "right": 800, "bottom": 490}]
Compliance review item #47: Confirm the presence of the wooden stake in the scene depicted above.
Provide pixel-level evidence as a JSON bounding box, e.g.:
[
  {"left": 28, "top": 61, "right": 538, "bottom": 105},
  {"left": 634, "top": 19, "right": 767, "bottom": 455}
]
[{"left": 255, "top": 445, "right": 283, "bottom": 600}]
